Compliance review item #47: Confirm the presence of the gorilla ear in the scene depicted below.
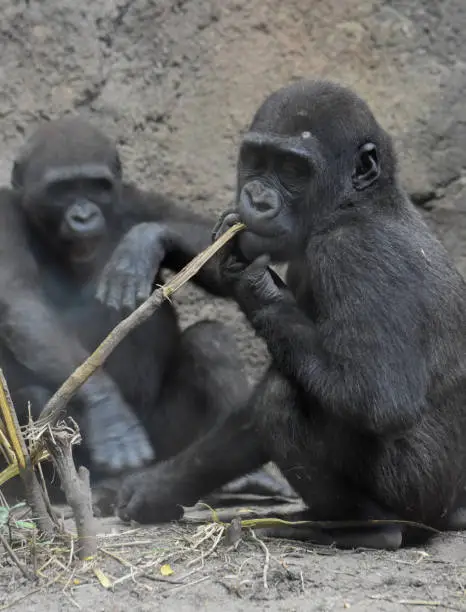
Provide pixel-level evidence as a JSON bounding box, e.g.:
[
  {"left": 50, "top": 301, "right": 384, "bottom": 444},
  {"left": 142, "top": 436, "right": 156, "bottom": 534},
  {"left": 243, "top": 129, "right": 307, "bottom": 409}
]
[{"left": 352, "top": 143, "right": 379, "bottom": 190}]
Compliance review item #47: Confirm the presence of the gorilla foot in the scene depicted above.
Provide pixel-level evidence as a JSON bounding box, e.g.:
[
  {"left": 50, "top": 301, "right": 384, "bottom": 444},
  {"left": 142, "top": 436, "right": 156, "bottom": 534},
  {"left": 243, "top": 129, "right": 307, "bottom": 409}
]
[
  {"left": 87, "top": 406, "right": 155, "bottom": 475},
  {"left": 117, "top": 465, "right": 185, "bottom": 524}
]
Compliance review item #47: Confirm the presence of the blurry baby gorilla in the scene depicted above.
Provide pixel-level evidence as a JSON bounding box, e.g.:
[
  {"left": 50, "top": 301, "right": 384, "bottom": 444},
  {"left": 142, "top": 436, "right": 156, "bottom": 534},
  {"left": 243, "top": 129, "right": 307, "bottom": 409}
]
[{"left": 0, "top": 116, "right": 296, "bottom": 509}]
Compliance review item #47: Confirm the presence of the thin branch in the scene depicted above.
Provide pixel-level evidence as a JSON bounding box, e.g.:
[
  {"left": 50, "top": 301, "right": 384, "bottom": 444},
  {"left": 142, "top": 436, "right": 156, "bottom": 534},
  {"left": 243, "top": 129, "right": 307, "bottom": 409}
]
[
  {"left": 250, "top": 528, "right": 270, "bottom": 590},
  {"left": 39, "top": 222, "right": 245, "bottom": 427},
  {"left": 0, "top": 531, "right": 35, "bottom": 580}
]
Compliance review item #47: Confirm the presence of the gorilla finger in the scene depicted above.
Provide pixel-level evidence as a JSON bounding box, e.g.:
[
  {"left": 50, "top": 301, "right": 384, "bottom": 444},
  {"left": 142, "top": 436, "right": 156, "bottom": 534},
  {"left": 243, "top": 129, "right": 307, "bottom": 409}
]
[
  {"left": 217, "top": 239, "right": 237, "bottom": 267},
  {"left": 221, "top": 211, "right": 242, "bottom": 234},
  {"left": 219, "top": 233, "right": 248, "bottom": 269},
  {"left": 92, "top": 442, "right": 124, "bottom": 472},
  {"left": 135, "top": 279, "right": 153, "bottom": 305},
  {"left": 126, "top": 497, "right": 184, "bottom": 524},
  {"left": 117, "top": 477, "right": 133, "bottom": 503},
  {"left": 123, "top": 445, "right": 150, "bottom": 469},
  {"left": 95, "top": 276, "right": 110, "bottom": 304},
  {"left": 212, "top": 209, "right": 233, "bottom": 241},
  {"left": 122, "top": 496, "right": 145, "bottom": 523},
  {"left": 241, "top": 256, "right": 272, "bottom": 285},
  {"left": 117, "top": 482, "right": 144, "bottom": 520},
  {"left": 126, "top": 433, "right": 155, "bottom": 465},
  {"left": 140, "top": 440, "right": 156, "bottom": 462},
  {"left": 117, "top": 490, "right": 134, "bottom": 521},
  {"left": 223, "top": 260, "right": 247, "bottom": 277},
  {"left": 250, "top": 254, "right": 271, "bottom": 270},
  {"left": 212, "top": 210, "right": 241, "bottom": 242},
  {"left": 121, "top": 281, "right": 138, "bottom": 312},
  {"left": 93, "top": 433, "right": 145, "bottom": 473},
  {"left": 105, "top": 276, "right": 126, "bottom": 311},
  {"left": 118, "top": 508, "right": 131, "bottom": 523},
  {"left": 128, "top": 427, "right": 155, "bottom": 463}
]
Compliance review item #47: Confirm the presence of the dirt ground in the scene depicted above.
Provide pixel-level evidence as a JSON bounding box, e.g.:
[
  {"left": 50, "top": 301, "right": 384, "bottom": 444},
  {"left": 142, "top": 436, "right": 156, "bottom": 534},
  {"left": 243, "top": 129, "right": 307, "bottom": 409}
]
[{"left": 0, "top": 0, "right": 466, "bottom": 609}]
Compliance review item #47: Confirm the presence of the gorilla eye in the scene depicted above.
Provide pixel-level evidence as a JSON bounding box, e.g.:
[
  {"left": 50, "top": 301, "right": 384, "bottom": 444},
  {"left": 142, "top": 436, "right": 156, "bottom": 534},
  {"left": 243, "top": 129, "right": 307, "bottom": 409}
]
[
  {"left": 84, "top": 178, "right": 114, "bottom": 204},
  {"left": 277, "top": 153, "right": 310, "bottom": 184},
  {"left": 240, "top": 146, "right": 268, "bottom": 174},
  {"left": 353, "top": 143, "right": 380, "bottom": 190},
  {"left": 47, "top": 180, "right": 75, "bottom": 200},
  {"left": 251, "top": 153, "right": 268, "bottom": 173},
  {"left": 92, "top": 178, "right": 114, "bottom": 192}
]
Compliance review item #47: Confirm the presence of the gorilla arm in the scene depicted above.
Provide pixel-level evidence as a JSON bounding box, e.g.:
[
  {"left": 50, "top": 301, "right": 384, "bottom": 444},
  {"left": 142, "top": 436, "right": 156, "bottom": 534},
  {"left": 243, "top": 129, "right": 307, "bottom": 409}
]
[
  {"left": 96, "top": 185, "right": 229, "bottom": 311},
  {"left": 0, "top": 189, "right": 154, "bottom": 472},
  {"left": 217, "top": 229, "right": 428, "bottom": 438}
]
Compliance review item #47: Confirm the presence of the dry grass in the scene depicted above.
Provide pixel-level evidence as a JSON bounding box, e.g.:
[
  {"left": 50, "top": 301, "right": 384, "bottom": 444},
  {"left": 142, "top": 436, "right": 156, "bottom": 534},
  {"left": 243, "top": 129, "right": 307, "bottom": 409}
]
[
  {"left": 0, "top": 505, "right": 289, "bottom": 608},
  {"left": 1, "top": 488, "right": 465, "bottom": 609}
]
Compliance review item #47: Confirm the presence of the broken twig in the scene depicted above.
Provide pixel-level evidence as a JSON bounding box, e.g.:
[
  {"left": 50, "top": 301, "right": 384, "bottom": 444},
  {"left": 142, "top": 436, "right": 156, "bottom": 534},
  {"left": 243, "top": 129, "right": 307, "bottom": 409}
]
[{"left": 43, "top": 428, "right": 95, "bottom": 560}]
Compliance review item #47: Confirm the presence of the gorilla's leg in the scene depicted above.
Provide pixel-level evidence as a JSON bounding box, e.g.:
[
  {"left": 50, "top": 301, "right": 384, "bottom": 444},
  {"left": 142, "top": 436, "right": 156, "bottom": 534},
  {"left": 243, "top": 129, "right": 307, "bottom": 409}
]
[
  {"left": 117, "top": 371, "right": 272, "bottom": 523},
  {"left": 153, "top": 320, "right": 296, "bottom": 501},
  {"left": 250, "top": 373, "right": 404, "bottom": 550},
  {"left": 118, "top": 369, "right": 402, "bottom": 549},
  {"left": 150, "top": 320, "right": 250, "bottom": 457}
]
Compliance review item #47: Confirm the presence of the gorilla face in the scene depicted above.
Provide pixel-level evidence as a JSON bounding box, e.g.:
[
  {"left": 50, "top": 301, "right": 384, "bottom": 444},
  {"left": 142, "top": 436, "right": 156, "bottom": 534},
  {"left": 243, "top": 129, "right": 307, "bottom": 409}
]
[
  {"left": 12, "top": 116, "right": 123, "bottom": 273},
  {"left": 22, "top": 167, "right": 119, "bottom": 271}
]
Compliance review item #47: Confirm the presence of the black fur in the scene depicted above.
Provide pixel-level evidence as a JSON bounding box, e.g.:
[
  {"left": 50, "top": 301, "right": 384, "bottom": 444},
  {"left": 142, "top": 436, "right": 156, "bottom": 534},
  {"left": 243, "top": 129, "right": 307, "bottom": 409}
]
[
  {"left": 0, "top": 116, "right": 249, "bottom": 479},
  {"left": 117, "top": 80, "right": 466, "bottom": 550}
]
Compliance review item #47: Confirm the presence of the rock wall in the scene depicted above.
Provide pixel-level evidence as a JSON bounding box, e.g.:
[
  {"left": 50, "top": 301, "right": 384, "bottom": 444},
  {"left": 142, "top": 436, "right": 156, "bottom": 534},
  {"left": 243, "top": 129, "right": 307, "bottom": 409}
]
[{"left": 2, "top": 0, "right": 466, "bottom": 375}]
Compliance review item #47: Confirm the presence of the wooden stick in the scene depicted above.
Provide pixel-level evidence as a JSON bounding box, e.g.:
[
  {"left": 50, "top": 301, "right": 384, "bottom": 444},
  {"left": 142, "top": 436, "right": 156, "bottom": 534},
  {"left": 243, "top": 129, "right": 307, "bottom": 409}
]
[
  {"left": 39, "top": 222, "right": 245, "bottom": 428},
  {"left": 44, "top": 429, "right": 96, "bottom": 560}
]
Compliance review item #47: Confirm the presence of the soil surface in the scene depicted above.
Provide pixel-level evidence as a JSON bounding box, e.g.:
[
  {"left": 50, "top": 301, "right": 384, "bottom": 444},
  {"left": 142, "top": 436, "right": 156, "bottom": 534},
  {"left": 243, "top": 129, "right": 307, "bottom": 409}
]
[{"left": 0, "top": 0, "right": 465, "bottom": 610}]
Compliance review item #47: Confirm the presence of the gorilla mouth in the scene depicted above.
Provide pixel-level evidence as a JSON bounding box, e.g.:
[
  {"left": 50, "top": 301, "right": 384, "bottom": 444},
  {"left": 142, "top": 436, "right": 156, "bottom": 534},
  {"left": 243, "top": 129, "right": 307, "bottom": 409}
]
[
  {"left": 238, "top": 230, "right": 284, "bottom": 261},
  {"left": 69, "top": 238, "right": 101, "bottom": 264}
]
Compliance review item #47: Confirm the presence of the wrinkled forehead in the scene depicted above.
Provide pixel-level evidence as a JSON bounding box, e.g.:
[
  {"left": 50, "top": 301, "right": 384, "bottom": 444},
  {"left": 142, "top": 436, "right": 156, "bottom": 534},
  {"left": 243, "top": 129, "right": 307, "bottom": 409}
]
[{"left": 249, "top": 81, "right": 381, "bottom": 155}]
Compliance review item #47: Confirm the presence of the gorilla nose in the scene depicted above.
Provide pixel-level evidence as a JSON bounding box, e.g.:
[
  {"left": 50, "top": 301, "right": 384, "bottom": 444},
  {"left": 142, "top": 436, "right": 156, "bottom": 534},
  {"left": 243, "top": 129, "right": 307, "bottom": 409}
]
[
  {"left": 69, "top": 210, "right": 99, "bottom": 229},
  {"left": 243, "top": 182, "right": 280, "bottom": 219},
  {"left": 66, "top": 200, "right": 103, "bottom": 234},
  {"left": 70, "top": 210, "right": 95, "bottom": 224}
]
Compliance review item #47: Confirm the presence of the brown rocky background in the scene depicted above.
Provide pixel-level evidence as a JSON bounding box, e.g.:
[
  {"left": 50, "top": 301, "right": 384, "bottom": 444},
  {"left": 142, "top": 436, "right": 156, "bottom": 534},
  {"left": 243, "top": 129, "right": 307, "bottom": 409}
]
[{"left": 0, "top": 0, "right": 465, "bottom": 610}]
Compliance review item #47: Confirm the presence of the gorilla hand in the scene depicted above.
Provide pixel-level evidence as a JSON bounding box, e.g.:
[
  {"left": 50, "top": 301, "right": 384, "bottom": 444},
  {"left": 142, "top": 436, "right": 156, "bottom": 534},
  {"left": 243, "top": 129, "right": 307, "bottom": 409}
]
[
  {"left": 96, "top": 222, "right": 167, "bottom": 312},
  {"left": 214, "top": 211, "right": 284, "bottom": 312},
  {"left": 117, "top": 464, "right": 185, "bottom": 524},
  {"left": 83, "top": 383, "right": 155, "bottom": 472},
  {"left": 212, "top": 208, "right": 241, "bottom": 243}
]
